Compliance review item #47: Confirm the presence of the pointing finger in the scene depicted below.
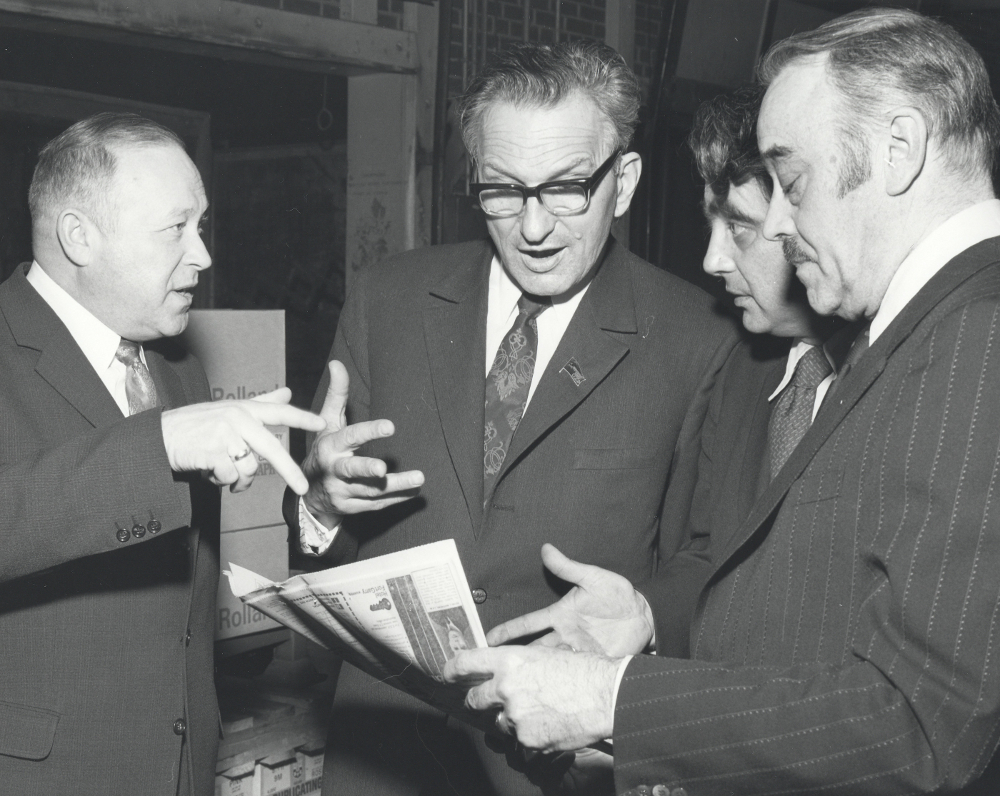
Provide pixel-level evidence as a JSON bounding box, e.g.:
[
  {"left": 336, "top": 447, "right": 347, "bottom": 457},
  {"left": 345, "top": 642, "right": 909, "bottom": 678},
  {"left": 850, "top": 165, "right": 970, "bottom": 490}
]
[
  {"left": 249, "top": 387, "right": 293, "bottom": 404},
  {"left": 487, "top": 607, "right": 555, "bottom": 646},
  {"left": 242, "top": 402, "right": 327, "bottom": 433},
  {"left": 240, "top": 423, "right": 310, "bottom": 495}
]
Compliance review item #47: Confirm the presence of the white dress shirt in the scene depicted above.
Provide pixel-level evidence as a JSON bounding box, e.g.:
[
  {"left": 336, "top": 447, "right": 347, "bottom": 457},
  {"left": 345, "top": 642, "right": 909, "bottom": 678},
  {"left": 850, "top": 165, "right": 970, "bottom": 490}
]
[
  {"left": 300, "top": 255, "right": 591, "bottom": 554},
  {"left": 25, "top": 261, "right": 136, "bottom": 417},
  {"left": 871, "top": 199, "right": 1000, "bottom": 344},
  {"left": 768, "top": 339, "right": 836, "bottom": 422}
]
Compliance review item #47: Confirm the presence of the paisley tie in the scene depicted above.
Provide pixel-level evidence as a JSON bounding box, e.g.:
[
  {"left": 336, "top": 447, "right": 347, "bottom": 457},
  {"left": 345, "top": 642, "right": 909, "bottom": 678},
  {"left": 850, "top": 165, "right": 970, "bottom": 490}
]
[
  {"left": 483, "top": 294, "right": 549, "bottom": 500},
  {"left": 115, "top": 339, "right": 160, "bottom": 415},
  {"left": 768, "top": 345, "right": 832, "bottom": 479}
]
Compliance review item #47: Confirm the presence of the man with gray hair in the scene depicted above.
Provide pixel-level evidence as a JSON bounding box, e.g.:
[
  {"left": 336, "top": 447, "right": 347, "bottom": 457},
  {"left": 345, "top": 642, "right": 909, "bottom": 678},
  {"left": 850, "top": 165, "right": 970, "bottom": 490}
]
[
  {"left": 0, "top": 112, "right": 325, "bottom": 795},
  {"left": 293, "top": 40, "right": 739, "bottom": 795},
  {"left": 445, "top": 8, "right": 1000, "bottom": 795}
]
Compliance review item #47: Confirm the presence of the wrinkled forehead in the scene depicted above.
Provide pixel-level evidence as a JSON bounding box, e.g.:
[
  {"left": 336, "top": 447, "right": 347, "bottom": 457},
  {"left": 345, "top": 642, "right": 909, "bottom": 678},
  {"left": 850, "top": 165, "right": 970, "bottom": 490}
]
[{"left": 758, "top": 55, "right": 833, "bottom": 156}]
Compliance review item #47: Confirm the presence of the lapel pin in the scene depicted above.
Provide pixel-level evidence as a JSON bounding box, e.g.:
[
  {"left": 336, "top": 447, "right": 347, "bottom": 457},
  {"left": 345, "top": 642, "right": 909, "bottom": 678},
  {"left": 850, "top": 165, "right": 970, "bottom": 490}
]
[{"left": 560, "top": 358, "right": 586, "bottom": 386}]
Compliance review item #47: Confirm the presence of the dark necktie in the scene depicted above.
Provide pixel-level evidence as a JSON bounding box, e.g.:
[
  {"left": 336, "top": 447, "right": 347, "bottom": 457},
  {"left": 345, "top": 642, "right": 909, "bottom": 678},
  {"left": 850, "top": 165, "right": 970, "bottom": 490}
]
[
  {"left": 115, "top": 339, "right": 160, "bottom": 415},
  {"left": 768, "top": 345, "right": 832, "bottom": 479},
  {"left": 484, "top": 294, "right": 549, "bottom": 498}
]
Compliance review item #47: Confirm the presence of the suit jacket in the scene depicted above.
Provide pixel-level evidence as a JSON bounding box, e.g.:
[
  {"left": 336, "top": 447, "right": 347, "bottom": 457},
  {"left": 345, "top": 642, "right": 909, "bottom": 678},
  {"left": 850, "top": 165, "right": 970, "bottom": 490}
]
[
  {"left": 313, "top": 239, "right": 739, "bottom": 795},
  {"left": 0, "top": 264, "right": 220, "bottom": 796},
  {"left": 614, "top": 238, "right": 1000, "bottom": 795}
]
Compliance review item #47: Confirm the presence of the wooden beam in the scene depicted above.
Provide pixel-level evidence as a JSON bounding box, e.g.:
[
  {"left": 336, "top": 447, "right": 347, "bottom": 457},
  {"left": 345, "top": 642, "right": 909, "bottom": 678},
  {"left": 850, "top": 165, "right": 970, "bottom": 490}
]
[{"left": 0, "top": 0, "right": 416, "bottom": 73}]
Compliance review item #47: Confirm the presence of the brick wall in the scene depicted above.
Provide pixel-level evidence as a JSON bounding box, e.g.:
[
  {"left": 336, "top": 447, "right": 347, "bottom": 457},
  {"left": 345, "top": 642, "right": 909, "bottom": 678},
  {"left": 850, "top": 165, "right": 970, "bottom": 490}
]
[
  {"left": 633, "top": 0, "right": 665, "bottom": 99},
  {"left": 229, "top": 0, "right": 406, "bottom": 29}
]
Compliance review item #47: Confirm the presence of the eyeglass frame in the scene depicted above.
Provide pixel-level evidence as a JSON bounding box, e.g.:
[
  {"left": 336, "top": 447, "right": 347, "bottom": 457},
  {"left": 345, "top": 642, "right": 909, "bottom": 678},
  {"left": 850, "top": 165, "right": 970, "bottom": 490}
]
[{"left": 469, "top": 149, "right": 624, "bottom": 218}]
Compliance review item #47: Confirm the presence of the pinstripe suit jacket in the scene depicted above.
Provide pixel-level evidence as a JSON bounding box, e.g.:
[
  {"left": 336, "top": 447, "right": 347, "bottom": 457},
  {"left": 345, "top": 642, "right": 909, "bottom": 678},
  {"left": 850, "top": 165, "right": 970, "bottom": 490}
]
[
  {"left": 0, "top": 264, "right": 220, "bottom": 796},
  {"left": 314, "top": 239, "right": 739, "bottom": 796},
  {"left": 613, "top": 238, "right": 1000, "bottom": 795}
]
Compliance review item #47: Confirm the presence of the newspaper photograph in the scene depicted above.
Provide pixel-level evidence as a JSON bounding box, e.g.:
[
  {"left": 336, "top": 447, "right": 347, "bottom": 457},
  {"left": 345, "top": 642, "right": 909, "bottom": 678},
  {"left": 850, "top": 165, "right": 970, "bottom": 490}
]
[{"left": 225, "top": 539, "right": 495, "bottom": 730}]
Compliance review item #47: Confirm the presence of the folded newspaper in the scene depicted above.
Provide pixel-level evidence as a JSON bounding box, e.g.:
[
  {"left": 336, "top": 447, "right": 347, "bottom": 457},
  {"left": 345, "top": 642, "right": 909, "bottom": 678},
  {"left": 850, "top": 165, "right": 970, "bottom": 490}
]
[{"left": 225, "top": 538, "right": 496, "bottom": 733}]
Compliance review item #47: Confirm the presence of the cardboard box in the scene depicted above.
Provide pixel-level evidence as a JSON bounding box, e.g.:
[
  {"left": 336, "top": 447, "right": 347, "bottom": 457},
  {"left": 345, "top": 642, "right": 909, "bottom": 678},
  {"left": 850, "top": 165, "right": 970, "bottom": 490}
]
[
  {"left": 181, "top": 310, "right": 288, "bottom": 533},
  {"left": 297, "top": 746, "right": 324, "bottom": 784},
  {"left": 255, "top": 751, "right": 296, "bottom": 796},
  {"left": 217, "top": 524, "right": 289, "bottom": 640},
  {"left": 216, "top": 761, "right": 255, "bottom": 796}
]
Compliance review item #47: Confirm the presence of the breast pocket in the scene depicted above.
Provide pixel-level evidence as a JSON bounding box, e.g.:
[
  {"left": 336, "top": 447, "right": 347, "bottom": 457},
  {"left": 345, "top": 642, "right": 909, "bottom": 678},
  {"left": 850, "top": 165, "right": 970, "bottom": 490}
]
[
  {"left": 0, "top": 701, "right": 59, "bottom": 760},
  {"left": 794, "top": 468, "right": 844, "bottom": 505},
  {"left": 572, "top": 448, "right": 655, "bottom": 470}
]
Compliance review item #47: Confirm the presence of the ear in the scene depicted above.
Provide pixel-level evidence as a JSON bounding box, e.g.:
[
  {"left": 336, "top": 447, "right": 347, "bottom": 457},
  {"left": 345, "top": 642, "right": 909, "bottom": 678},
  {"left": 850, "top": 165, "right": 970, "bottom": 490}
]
[
  {"left": 613, "top": 151, "right": 642, "bottom": 217},
  {"left": 56, "top": 208, "right": 101, "bottom": 266},
  {"left": 884, "top": 107, "right": 927, "bottom": 197}
]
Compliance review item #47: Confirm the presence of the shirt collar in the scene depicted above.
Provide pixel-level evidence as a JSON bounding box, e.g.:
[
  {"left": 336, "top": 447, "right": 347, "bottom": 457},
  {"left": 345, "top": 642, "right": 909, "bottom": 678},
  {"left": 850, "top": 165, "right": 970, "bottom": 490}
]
[
  {"left": 26, "top": 261, "right": 124, "bottom": 373},
  {"left": 768, "top": 338, "right": 834, "bottom": 401},
  {"left": 870, "top": 199, "right": 1000, "bottom": 344},
  {"left": 488, "top": 256, "right": 591, "bottom": 320}
]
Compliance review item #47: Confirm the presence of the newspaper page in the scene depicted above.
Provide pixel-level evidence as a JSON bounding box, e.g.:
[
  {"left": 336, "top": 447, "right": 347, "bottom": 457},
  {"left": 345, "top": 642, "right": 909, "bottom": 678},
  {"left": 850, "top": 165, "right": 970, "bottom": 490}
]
[{"left": 225, "top": 539, "right": 495, "bottom": 731}]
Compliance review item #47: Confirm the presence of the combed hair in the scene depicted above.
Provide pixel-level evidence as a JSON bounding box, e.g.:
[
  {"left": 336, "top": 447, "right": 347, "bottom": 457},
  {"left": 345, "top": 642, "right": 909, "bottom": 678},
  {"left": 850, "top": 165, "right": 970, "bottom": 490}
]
[
  {"left": 29, "top": 112, "right": 185, "bottom": 229},
  {"left": 457, "top": 40, "right": 641, "bottom": 162},
  {"left": 757, "top": 7, "right": 1000, "bottom": 190},
  {"left": 688, "top": 84, "right": 769, "bottom": 203}
]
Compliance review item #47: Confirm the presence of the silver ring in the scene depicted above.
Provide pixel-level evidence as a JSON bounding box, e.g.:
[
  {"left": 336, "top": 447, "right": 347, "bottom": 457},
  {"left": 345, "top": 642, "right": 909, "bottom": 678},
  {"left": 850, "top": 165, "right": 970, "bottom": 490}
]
[{"left": 232, "top": 448, "right": 252, "bottom": 461}]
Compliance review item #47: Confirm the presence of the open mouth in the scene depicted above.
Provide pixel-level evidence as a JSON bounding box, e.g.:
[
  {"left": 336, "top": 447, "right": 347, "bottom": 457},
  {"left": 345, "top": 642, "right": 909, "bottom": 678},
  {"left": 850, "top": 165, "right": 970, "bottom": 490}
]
[{"left": 521, "top": 248, "right": 563, "bottom": 259}]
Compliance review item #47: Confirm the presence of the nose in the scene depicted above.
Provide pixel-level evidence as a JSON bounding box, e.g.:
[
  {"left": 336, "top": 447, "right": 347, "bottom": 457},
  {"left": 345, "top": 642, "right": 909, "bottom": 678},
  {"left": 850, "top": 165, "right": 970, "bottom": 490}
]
[
  {"left": 518, "top": 196, "right": 557, "bottom": 243},
  {"left": 702, "top": 222, "right": 735, "bottom": 278},
  {"left": 762, "top": 189, "right": 797, "bottom": 241},
  {"left": 187, "top": 226, "right": 213, "bottom": 271}
]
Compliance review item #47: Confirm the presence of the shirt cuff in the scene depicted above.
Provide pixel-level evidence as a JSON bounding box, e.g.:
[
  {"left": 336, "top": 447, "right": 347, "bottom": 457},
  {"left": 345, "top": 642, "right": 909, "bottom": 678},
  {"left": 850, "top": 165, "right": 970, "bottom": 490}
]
[{"left": 298, "top": 496, "right": 341, "bottom": 556}]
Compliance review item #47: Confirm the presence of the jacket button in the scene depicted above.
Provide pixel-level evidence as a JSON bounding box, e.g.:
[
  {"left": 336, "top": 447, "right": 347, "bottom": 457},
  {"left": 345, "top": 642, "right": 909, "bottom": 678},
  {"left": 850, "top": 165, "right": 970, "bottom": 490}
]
[
  {"left": 471, "top": 588, "right": 487, "bottom": 604},
  {"left": 173, "top": 718, "right": 186, "bottom": 736},
  {"left": 115, "top": 527, "right": 130, "bottom": 543},
  {"left": 131, "top": 523, "right": 146, "bottom": 538},
  {"left": 652, "top": 786, "right": 670, "bottom": 796},
  {"left": 148, "top": 518, "right": 161, "bottom": 534}
]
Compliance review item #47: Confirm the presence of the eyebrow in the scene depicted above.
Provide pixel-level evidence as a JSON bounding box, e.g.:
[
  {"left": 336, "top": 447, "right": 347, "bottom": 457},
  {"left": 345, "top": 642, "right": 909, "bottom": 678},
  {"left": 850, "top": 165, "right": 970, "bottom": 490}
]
[
  {"left": 477, "top": 155, "right": 592, "bottom": 185},
  {"left": 761, "top": 144, "right": 793, "bottom": 162},
  {"left": 703, "top": 196, "right": 759, "bottom": 226}
]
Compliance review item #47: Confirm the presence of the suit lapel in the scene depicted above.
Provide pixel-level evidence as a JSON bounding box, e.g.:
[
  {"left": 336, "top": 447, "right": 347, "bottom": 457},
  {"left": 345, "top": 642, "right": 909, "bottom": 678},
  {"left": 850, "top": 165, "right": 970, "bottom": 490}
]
[
  {"left": 499, "top": 244, "right": 633, "bottom": 486},
  {"left": 2, "top": 265, "right": 122, "bottom": 428},
  {"left": 738, "top": 356, "right": 785, "bottom": 520},
  {"left": 423, "top": 244, "right": 492, "bottom": 533},
  {"left": 145, "top": 345, "right": 188, "bottom": 411},
  {"left": 711, "top": 237, "right": 1000, "bottom": 573}
]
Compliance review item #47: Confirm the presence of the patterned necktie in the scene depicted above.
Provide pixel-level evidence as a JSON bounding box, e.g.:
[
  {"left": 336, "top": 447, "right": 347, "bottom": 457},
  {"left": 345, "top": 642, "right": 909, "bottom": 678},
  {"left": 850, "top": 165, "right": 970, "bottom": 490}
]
[
  {"left": 484, "top": 294, "right": 549, "bottom": 498},
  {"left": 768, "top": 345, "right": 832, "bottom": 479},
  {"left": 115, "top": 339, "right": 160, "bottom": 415}
]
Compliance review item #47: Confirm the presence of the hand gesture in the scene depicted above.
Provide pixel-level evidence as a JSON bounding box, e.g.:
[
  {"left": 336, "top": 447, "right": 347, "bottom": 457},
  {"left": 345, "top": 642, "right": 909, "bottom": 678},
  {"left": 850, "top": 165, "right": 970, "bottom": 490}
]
[
  {"left": 486, "top": 544, "right": 655, "bottom": 657},
  {"left": 442, "top": 645, "right": 619, "bottom": 752},
  {"left": 301, "top": 360, "right": 424, "bottom": 526},
  {"left": 161, "top": 387, "right": 326, "bottom": 494}
]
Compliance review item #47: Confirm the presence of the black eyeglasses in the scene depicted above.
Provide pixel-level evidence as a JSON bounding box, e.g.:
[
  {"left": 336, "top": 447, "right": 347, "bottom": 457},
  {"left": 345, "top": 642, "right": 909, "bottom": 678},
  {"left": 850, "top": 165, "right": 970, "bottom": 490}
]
[{"left": 470, "top": 149, "right": 622, "bottom": 218}]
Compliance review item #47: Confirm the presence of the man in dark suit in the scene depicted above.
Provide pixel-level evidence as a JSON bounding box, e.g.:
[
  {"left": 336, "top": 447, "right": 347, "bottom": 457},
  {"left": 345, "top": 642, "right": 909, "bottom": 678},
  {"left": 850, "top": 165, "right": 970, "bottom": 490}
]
[
  {"left": 0, "top": 113, "right": 324, "bottom": 795},
  {"left": 293, "top": 41, "right": 739, "bottom": 795},
  {"left": 487, "top": 83, "right": 842, "bottom": 660},
  {"left": 445, "top": 8, "right": 1000, "bottom": 795}
]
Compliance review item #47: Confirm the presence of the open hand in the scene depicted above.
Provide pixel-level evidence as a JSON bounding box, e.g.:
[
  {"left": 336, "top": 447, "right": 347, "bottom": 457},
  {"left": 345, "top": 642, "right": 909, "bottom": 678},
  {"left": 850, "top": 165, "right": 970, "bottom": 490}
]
[{"left": 486, "top": 544, "right": 655, "bottom": 657}]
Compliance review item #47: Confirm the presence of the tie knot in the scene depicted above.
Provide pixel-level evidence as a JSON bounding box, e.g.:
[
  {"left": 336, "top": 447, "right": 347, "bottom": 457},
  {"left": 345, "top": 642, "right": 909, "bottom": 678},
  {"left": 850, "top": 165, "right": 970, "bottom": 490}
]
[
  {"left": 793, "top": 345, "right": 833, "bottom": 389},
  {"left": 517, "top": 293, "right": 550, "bottom": 320},
  {"left": 115, "top": 338, "right": 142, "bottom": 367}
]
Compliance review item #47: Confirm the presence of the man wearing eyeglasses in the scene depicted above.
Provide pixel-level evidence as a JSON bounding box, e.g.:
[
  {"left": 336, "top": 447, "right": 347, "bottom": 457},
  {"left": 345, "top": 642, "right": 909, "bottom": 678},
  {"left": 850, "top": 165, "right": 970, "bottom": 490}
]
[{"left": 293, "top": 40, "right": 739, "bottom": 796}]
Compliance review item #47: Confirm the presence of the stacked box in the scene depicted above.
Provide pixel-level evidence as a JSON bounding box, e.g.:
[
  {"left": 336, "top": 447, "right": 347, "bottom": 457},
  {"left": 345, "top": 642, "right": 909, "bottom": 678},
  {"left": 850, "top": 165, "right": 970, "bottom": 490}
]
[
  {"left": 216, "top": 761, "right": 254, "bottom": 796},
  {"left": 294, "top": 745, "right": 324, "bottom": 794},
  {"left": 254, "top": 750, "right": 296, "bottom": 796}
]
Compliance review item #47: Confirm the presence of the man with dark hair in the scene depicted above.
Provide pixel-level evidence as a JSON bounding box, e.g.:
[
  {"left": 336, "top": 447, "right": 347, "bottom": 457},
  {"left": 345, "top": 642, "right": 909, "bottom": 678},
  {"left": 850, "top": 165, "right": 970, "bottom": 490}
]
[
  {"left": 0, "top": 112, "right": 325, "bottom": 795},
  {"left": 292, "top": 40, "right": 739, "bottom": 795},
  {"left": 445, "top": 8, "right": 1000, "bottom": 795}
]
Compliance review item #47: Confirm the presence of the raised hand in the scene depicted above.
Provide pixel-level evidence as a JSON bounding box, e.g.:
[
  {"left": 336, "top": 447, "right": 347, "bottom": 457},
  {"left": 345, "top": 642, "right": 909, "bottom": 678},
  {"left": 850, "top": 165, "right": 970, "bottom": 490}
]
[
  {"left": 486, "top": 544, "right": 655, "bottom": 657},
  {"left": 301, "top": 360, "right": 425, "bottom": 527},
  {"left": 161, "top": 387, "right": 326, "bottom": 494}
]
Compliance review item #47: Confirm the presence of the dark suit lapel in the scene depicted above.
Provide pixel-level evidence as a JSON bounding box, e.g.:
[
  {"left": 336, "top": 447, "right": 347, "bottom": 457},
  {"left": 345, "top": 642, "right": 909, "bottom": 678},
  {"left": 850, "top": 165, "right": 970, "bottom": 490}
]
[
  {"left": 738, "top": 356, "right": 785, "bottom": 519},
  {"left": 145, "top": 347, "right": 188, "bottom": 411},
  {"left": 423, "top": 244, "right": 492, "bottom": 533},
  {"left": 499, "top": 245, "right": 633, "bottom": 485},
  {"left": 2, "top": 265, "right": 122, "bottom": 428},
  {"left": 711, "top": 236, "right": 1000, "bottom": 573}
]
